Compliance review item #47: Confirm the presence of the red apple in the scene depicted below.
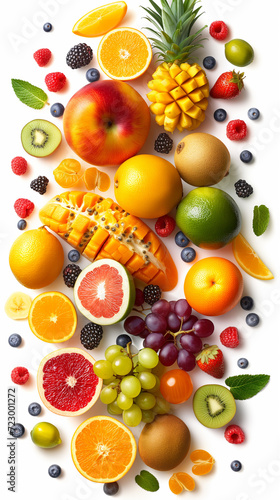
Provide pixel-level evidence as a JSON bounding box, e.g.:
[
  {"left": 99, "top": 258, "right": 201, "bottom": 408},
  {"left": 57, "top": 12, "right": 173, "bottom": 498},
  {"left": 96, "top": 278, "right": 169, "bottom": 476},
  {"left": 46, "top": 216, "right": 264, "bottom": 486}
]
[{"left": 63, "top": 80, "right": 151, "bottom": 166}]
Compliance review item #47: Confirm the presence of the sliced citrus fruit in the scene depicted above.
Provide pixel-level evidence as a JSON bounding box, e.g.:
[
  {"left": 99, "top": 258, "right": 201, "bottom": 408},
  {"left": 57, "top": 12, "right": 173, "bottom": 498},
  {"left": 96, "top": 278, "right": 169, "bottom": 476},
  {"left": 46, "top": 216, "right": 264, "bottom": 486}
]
[
  {"left": 37, "top": 348, "right": 102, "bottom": 416},
  {"left": 232, "top": 233, "right": 274, "bottom": 280},
  {"left": 169, "top": 472, "right": 195, "bottom": 494},
  {"left": 97, "top": 27, "right": 153, "bottom": 80},
  {"left": 53, "top": 159, "right": 83, "bottom": 188},
  {"left": 190, "top": 449, "right": 215, "bottom": 475},
  {"left": 28, "top": 292, "right": 77, "bottom": 342},
  {"left": 72, "top": 2, "right": 127, "bottom": 37},
  {"left": 83, "top": 167, "right": 111, "bottom": 192},
  {"left": 71, "top": 416, "right": 137, "bottom": 482}
]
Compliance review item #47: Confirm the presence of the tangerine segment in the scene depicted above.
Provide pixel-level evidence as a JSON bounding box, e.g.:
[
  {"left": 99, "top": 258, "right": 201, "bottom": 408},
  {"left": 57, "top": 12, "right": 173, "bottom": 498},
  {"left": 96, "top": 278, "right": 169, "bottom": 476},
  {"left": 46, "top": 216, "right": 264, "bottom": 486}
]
[
  {"left": 28, "top": 292, "right": 77, "bottom": 343},
  {"left": 169, "top": 472, "right": 195, "bottom": 495},
  {"left": 97, "top": 28, "right": 153, "bottom": 80},
  {"left": 72, "top": 2, "right": 127, "bottom": 37},
  {"left": 53, "top": 159, "right": 83, "bottom": 188},
  {"left": 84, "top": 167, "right": 111, "bottom": 192},
  {"left": 190, "top": 449, "right": 215, "bottom": 476},
  {"left": 232, "top": 233, "right": 274, "bottom": 280},
  {"left": 71, "top": 416, "right": 137, "bottom": 483}
]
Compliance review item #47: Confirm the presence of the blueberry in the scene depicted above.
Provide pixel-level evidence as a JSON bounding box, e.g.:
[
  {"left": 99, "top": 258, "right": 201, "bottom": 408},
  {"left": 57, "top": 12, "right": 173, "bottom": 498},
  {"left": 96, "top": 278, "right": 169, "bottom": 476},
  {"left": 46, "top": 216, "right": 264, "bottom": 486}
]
[
  {"left": 116, "top": 334, "right": 132, "bottom": 348},
  {"left": 48, "top": 464, "right": 62, "bottom": 478},
  {"left": 175, "top": 231, "right": 190, "bottom": 248},
  {"left": 103, "top": 482, "right": 119, "bottom": 496},
  {"left": 203, "top": 56, "right": 216, "bottom": 70},
  {"left": 86, "top": 68, "right": 100, "bottom": 83},
  {"left": 240, "top": 296, "right": 254, "bottom": 311},
  {"left": 231, "top": 460, "right": 242, "bottom": 472},
  {"left": 214, "top": 108, "right": 227, "bottom": 122},
  {"left": 17, "top": 219, "right": 27, "bottom": 230},
  {"left": 28, "top": 402, "right": 42, "bottom": 416},
  {"left": 246, "top": 313, "right": 259, "bottom": 327},
  {"left": 43, "top": 23, "right": 52, "bottom": 32},
  {"left": 237, "top": 358, "right": 249, "bottom": 369},
  {"left": 68, "top": 249, "right": 81, "bottom": 262},
  {"left": 10, "top": 423, "right": 25, "bottom": 438},
  {"left": 50, "top": 103, "right": 64, "bottom": 118},
  {"left": 181, "top": 247, "right": 196, "bottom": 263},
  {"left": 8, "top": 334, "right": 22, "bottom": 347},
  {"left": 240, "top": 150, "right": 253, "bottom": 163},
  {"left": 248, "top": 108, "right": 260, "bottom": 120}
]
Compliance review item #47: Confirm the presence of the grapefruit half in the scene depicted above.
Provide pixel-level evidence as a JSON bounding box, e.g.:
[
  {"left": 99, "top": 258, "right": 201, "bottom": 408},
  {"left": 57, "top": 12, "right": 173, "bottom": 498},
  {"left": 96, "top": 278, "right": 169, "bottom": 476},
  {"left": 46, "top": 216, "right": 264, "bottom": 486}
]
[{"left": 37, "top": 348, "right": 102, "bottom": 416}]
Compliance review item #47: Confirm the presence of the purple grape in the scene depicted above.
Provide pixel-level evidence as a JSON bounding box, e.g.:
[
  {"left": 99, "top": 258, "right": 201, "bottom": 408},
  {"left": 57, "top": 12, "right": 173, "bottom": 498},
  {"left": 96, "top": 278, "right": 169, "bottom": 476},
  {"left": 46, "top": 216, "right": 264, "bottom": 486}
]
[
  {"left": 163, "top": 333, "right": 174, "bottom": 344},
  {"left": 151, "top": 299, "right": 171, "bottom": 317},
  {"left": 139, "top": 327, "right": 150, "bottom": 339},
  {"left": 124, "top": 316, "right": 145, "bottom": 336},
  {"left": 169, "top": 300, "right": 176, "bottom": 312},
  {"left": 167, "top": 312, "right": 181, "bottom": 332},
  {"left": 177, "top": 349, "right": 196, "bottom": 371},
  {"left": 159, "top": 342, "right": 178, "bottom": 366},
  {"left": 134, "top": 288, "right": 144, "bottom": 306},
  {"left": 145, "top": 313, "right": 167, "bottom": 333},
  {"left": 193, "top": 319, "right": 214, "bottom": 338},
  {"left": 174, "top": 299, "right": 192, "bottom": 321},
  {"left": 180, "top": 333, "right": 203, "bottom": 353},
  {"left": 143, "top": 332, "right": 165, "bottom": 351},
  {"left": 182, "top": 315, "right": 198, "bottom": 331}
]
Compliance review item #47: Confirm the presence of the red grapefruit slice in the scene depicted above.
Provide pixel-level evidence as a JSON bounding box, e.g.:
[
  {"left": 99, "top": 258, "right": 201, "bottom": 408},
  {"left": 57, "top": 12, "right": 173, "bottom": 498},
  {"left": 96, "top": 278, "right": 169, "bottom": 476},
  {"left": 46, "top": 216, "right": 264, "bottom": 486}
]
[
  {"left": 74, "top": 259, "right": 135, "bottom": 325},
  {"left": 37, "top": 348, "right": 102, "bottom": 416}
]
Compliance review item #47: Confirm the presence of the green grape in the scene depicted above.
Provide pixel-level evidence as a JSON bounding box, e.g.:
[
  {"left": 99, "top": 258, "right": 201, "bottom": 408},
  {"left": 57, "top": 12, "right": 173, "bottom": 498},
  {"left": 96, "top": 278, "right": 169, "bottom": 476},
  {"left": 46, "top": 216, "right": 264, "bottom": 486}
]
[
  {"left": 134, "top": 363, "right": 151, "bottom": 374},
  {"left": 138, "top": 371, "right": 156, "bottom": 390},
  {"left": 93, "top": 360, "right": 113, "bottom": 380},
  {"left": 120, "top": 376, "right": 141, "bottom": 398},
  {"left": 138, "top": 348, "right": 159, "bottom": 369},
  {"left": 100, "top": 386, "right": 117, "bottom": 404},
  {"left": 117, "top": 392, "right": 133, "bottom": 410},
  {"left": 142, "top": 410, "right": 156, "bottom": 424},
  {"left": 123, "top": 404, "right": 142, "bottom": 427},
  {"left": 105, "top": 345, "right": 125, "bottom": 362},
  {"left": 135, "top": 392, "right": 156, "bottom": 410},
  {"left": 153, "top": 395, "right": 170, "bottom": 415},
  {"left": 107, "top": 401, "right": 122, "bottom": 415},
  {"left": 147, "top": 375, "right": 160, "bottom": 394},
  {"left": 103, "top": 375, "right": 117, "bottom": 385},
  {"left": 112, "top": 355, "right": 132, "bottom": 376}
]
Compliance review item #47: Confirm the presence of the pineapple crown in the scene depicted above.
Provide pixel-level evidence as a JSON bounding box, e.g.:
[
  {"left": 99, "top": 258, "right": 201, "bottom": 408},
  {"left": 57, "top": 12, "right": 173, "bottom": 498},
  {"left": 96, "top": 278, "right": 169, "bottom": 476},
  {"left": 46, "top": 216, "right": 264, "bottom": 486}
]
[{"left": 142, "top": 0, "right": 207, "bottom": 64}]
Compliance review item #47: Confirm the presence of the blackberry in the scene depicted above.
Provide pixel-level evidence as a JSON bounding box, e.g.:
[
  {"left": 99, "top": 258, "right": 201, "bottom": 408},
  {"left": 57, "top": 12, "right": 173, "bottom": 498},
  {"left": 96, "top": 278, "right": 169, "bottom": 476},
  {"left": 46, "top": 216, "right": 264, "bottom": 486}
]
[
  {"left": 234, "top": 179, "right": 253, "bottom": 198},
  {"left": 66, "top": 43, "right": 93, "bottom": 69},
  {"left": 80, "top": 322, "right": 103, "bottom": 349},
  {"left": 143, "top": 284, "right": 161, "bottom": 305},
  {"left": 154, "top": 133, "right": 173, "bottom": 154},
  {"left": 30, "top": 176, "right": 49, "bottom": 195},
  {"left": 63, "top": 264, "right": 82, "bottom": 287}
]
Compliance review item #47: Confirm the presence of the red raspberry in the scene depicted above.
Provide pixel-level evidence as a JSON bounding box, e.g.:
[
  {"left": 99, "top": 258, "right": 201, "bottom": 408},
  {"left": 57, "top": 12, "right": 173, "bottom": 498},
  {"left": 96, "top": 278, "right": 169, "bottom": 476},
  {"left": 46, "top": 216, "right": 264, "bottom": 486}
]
[
  {"left": 11, "top": 157, "right": 28, "bottom": 175},
  {"left": 226, "top": 120, "right": 247, "bottom": 140},
  {"left": 224, "top": 424, "right": 245, "bottom": 444},
  {"left": 220, "top": 326, "right": 239, "bottom": 348},
  {"left": 14, "top": 198, "right": 34, "bottom": 218},
  {"left": 11, "top": 367, "right": 29, "bottom": 385},
  {"left": 155, "top": 215, "right": 176, "bottom": 237},
  {"left": 45, "top": 72, "right": 66, "bottom": 92},
  {"left": 33, "top": 48, "right": 52, "bottom": 67},
  {"left": 209, "top": 21, "right": 229, "bottom": 40}
]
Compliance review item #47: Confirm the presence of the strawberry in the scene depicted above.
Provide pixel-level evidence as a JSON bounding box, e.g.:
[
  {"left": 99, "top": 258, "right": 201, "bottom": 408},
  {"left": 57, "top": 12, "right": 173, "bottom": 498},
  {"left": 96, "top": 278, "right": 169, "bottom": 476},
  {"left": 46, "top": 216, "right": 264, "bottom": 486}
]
[
  {"left": 210, "top": 71, "right": 245, "bottom": 99},
  {"left": 220, "top": 326, "right": 239, "bottom": 348},
  {"left": 196, "top": 345, "right": 224, "bottom": 378}
]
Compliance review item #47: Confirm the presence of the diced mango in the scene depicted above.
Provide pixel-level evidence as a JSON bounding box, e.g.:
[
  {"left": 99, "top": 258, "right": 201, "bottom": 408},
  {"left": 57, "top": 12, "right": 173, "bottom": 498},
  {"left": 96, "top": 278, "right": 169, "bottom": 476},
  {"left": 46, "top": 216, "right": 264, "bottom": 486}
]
[
  {"left": 189, "top": 89, "right": 204, "bottom": 103},
  {"left": 180, "top": 62, "right": 191, "bottom": 72},
  {"left": 195, "top": 71, "right": 208, "bottom": 87},
  {"left": 150, "top": 103, "right": 166, "bottom": 115},
  {"left": 197, "top": 110, "right": 205, "bottom": 122},
  {"left": 200, "top": 84, "right": 210, "bottom": 97},
  {"left": 152, "top": 67, "right": 169, "bottom": 79},
  {"left": 177, "top": 96, "right": 194, "bottom": 113},
  {"left": 179, "top": 112, "right": 193, "bottom": 129},
  {"left": 161, "top": 78, "right": 178, "bottom": 92},
  {"left": 134, "top": 262, "right": 159, "bottom": 281},
  {"left": 68, "top": 192, "right": 84, "bottom": 208},
  {"left": 169, "top": 86, "right": 186, "bottom": 100},
  {"left": 176, "top": 123, "right": 184, "bottom": 132},
  {"left": 182, "top": 78, "right": 198, "bottom": 94},
  {"left": 82, "top": 193, "right": 100, "bottom": 208},
  {"left": 169, "top": 63, "right": 182, "bottom": 79},
  {"left": 164, "top": 114, "right": 179, "bottom": 131},
  {"left": 83, "top": 227, "right": 109, "bottom": 260},
  {"left": 71, "top": 215, "right": 90, "bottom": 233},
  {"left": 155, "top": 114, "right": 165, "bottom": 126},
  {"left": 126, "top": 254, "right": 145, "bottom": 274},
  {"left": 175, "top": 70, "right": 190, "bottom": 85},
  {"left": 147, "top": 90, "right": 158, "bottom": 103},
  {"left": 185, "top": 105, "right": 203, "bottom": 120},
  {"left": 155, "top": 92, "right": 174, "bottom": 104},
  {"left": 187, "top": 64, "right": 201, "bottom": 77},
  {"left": 144, "top": 231, "right": 161, "bottom": 254},
  {"left": 147, "top": 80, "right": 167, "bottom": 92},
  {"left": 67, "top": 229, "right": 83, "bottom": 246},
  {"left": 196, "top": 98, "right": 208, "bottom": 110},
  {"left": 162, "top": 62, "right": 170, "bottom": 70},
  {"left": 52, "top": 205, "right": 69, "bottom": 223},
  {"left": 164, "top": 101, "right": 181, "bottom": 118}
]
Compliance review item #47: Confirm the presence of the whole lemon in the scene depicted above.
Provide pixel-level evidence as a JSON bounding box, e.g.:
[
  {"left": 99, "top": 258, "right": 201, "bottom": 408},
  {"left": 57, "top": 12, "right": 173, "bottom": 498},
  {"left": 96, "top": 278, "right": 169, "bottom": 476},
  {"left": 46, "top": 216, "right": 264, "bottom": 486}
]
[
  {"left": 9, "top": 226, "right": 64, "bottom": 289},
  {"left": 30, "top": 422, "right": 62, "bottom": 448},
  {"left": 114, "top": 154, "right": 183, "bottom": 218}
]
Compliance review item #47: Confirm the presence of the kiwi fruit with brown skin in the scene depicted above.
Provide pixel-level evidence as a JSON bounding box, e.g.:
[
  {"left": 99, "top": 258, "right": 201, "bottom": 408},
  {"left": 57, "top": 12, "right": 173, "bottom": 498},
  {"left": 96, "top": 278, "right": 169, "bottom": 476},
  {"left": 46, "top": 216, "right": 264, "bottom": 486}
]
[
  {"left": 193, "top": 384, "right": 236, "bottom": 428},
  {"left": 21, "top": 119, "right": 62, "bottom": 157}
]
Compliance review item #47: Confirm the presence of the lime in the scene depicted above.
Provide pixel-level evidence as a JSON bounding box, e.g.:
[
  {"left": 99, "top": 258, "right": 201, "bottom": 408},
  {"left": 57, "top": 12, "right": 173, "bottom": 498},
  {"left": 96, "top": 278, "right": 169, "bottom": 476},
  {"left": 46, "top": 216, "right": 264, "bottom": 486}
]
[
  {"left": 225, "top": 39, "right": 254, "bottom": 67},
  {"left": 30, "top": 422, "right": 62, "bottom": 448},
  {"left": 175, "top": 187, "right": 241, "bottom": 249}
]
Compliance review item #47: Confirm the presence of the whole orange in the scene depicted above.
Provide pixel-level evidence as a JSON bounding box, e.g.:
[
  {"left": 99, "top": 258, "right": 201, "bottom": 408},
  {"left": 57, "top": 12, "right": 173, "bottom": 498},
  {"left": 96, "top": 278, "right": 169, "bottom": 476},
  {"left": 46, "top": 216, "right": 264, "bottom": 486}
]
[{"left": 184, "top": 257, "right": 243, "bottom": 316}]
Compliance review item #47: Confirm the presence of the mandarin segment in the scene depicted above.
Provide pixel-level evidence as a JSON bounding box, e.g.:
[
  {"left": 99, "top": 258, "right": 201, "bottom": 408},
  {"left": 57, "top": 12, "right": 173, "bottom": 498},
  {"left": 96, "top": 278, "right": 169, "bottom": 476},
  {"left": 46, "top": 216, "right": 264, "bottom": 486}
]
[
  {"left": 169, "top": 472, "right": 196, "bottom": 494},
  {"left": 53, "top": 159, "right": 83, "bottom": 188},
  {"left": 190, "top": 449, "right": 215, "bottom": 475}
]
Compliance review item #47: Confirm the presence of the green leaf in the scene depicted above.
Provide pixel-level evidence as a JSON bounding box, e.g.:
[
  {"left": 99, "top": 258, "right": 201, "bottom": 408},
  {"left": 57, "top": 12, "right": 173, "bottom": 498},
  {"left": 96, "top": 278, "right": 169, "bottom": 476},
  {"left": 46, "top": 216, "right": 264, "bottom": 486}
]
[
  {"left": 142, "top": 7, "right": 163, "bottom": 28},
  {"left": 253, "top": 205, "right": 270, "bottom": 236},
  {"left": 11, "top": 79, "right": 48, "bottom": 109},
  {"left": 225, "top": 374, "right": 270, "bottom": 400},
  {"left": 148, "top": 0, "right": 162, "bottom": 15},
  {"left": 135, "top": 470, "right": 159, "bottom": 492}
]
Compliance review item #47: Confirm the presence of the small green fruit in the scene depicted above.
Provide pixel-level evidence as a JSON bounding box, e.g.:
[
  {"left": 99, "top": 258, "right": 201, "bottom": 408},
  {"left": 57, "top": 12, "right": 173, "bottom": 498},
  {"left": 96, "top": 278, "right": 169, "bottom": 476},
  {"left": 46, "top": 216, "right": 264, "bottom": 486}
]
[
  {"left": 225, "top": 39, "right": 254, "bottom": 67},
  {"left": 30, "top": 422, "right": 62, "bottom": 448}
]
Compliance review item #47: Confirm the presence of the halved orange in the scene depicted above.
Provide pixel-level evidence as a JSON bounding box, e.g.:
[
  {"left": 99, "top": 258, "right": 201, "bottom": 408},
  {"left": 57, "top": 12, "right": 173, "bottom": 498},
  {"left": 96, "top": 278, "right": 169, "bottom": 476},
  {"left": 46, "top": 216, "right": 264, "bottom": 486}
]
[
  {"left": 84, "top": 167, "right": 111, "bottom": 192},
  {"left": 53, "top": 159, "right": 83, "bottom": 188},
  {"left": 72, "top": 2, "right": 127, "bottom": 37},
  {"left": 232, "top": 233, "right": 274, "bottom": 280},
  {"left": 190, "top": 449, "right": 215, "bottom": 476},
  {"left": 71, "top": 416, "right": 137, "bottom": 483},
  {"left": 169, "top": 472, "right": 195, "bottom": 494},
  {"left": 97, "top": 27, "right": 153, "bottom": 80},
  {"left": 28, "top": 292, "right": 77, "bottom": 342}
]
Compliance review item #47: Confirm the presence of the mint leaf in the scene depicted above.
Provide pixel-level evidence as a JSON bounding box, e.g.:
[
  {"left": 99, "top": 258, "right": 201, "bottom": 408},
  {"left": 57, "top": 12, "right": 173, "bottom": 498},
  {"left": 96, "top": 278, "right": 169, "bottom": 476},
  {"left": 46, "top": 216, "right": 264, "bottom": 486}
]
[
  {"left": 11, "top": 79, "right": 48, "bottom": 109},
  {"left": 135, "top": 470, "right": 159, "bottom": 492},
  {"left": 253, "top": 205, "right": 270, "bottom": 236},
  {"left": 225, "top": 374, "right": 270, "bottom": 400}
]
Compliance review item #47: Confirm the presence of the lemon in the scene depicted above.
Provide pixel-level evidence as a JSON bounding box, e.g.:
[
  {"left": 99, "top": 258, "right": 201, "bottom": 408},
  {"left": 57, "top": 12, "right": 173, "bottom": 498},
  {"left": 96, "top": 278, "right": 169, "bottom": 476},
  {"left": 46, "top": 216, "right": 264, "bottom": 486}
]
[{"left": 30, "top": 422, "right": 62, "bottom": 448}]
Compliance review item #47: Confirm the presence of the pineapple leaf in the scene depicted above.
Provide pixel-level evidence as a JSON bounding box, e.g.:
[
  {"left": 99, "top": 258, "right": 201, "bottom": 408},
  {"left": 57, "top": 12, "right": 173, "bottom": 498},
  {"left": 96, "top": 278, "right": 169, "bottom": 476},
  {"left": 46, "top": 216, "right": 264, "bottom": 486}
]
[
  {"left": 161, "top": 30, "right": 174, "bottom": 44},
  {"left": 160, "top": 0, "right": 177, "bottom": 24},
  {"left": 143, "top": 26, "right": 163, "bottom": 38},
  {"left": 171, "top": 43, "right": 181, "bottom": 52},
  {"left": 171, "top": 0, "right": 184, "bottom": 18},
  {"left": 179, "top": 28, "right": 207, "bottom": 48},
  {"left": 162, "top": 10, "right": 176, "bottom": 37},
  {"left": 147, "top": 0, "right": 162, "bottom": 16},
  {"left": 149, "top": 38, "right": 170, "bottom": 52},
  {"left": 142, "top": 15, "right": 163, "bottom": 32},
  {"left": 141, "top": 8, "right": 163, "bottom": 28}
]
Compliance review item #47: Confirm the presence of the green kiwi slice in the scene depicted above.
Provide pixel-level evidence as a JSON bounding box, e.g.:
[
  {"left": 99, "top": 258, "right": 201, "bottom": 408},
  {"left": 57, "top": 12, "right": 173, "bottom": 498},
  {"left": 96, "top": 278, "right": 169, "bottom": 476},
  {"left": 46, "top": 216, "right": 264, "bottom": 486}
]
[
  {"left": 193, "top": 384, "right": 236, "bottom": 428},
  {"left": 21, "top": 119, "right": 62, "bottom": 157}
]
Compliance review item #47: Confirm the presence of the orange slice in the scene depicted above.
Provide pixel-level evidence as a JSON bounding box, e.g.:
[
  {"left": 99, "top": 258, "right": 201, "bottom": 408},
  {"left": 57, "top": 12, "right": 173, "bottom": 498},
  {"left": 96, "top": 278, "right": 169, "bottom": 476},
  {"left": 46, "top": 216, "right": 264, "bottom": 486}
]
[
  {"left": 71, "top": 416, "right": 137, "bottom": 483},
  {"left": 53, "top": 159, "right": 83, "bottom": 188},
  {"left": 169, "top": 472, "right": 195, "bottom": 494},
  {"left": 84, "top": 167, "right": 111, "bottom": 192},
  {"left": 232, "top": 233, "right": 274, "bottom": 280},
  {"left": 97, "top": 27, "right": 153, "bottom": 80},
  {"left": 190, "top": 449, "right": 215, "bottom": 476},
  {"left": 72, "top": 2, "right": 127, "bottom": 37},
  {"left": 28, "top": 292, "right": 77, "bottom": 343}
]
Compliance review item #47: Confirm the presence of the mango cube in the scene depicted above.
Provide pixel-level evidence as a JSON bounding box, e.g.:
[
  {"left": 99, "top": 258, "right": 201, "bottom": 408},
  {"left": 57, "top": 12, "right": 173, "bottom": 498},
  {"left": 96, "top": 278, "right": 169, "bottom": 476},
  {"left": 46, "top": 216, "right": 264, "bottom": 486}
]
[
  {"left": 164, "top": 114, "right": 179, "bottom": 132},
  {"left": 195, "top": 71, "right": 208, "bottom": 87},
  {"left": 155, "top": 114, "right": 165, "bottom": 126},
  {"left": 177, "top": 96, "right": 194, "bottom": 113},
  {"left": 187, "top": 64, "right": 200, "bottom": 77},
  {"left": 179, "top": 112, "right": 192, "bottom": 129},
  {"left": 147, "top": 90, "right": 158, "bottom": 103},
  {"left": 169, "top": 86, "right": 186, "bottom": 100},
  {"left": 150, "top": 103, "right": 166, "bottom": 115},
  {"left": 161, "top": 78, "right": 178, "bottom": 92},
  {"left": 182, "top": 78, "right": 198, "bottom": 94},
  {"left": 155, "top": 92, "right": 174, "bottom": 104},
  {"left": 175, "top": 71, "right": 190, "bottom": 85},
  {"left": 164, "top": 102, "right": 181, "bottom": 118},
  {"left": 185, "top": 105, "right": 203, "bottom": 120},
  {"left": 169, "top": 63, "right": 182, "bottom": 79},
  {"left": 200, "top": 84, "right": 210, "bottom": 97},
  {"left": 180, "top": 62, "right": 191, "bottom": 72},
  {"left": 189, "top": 89, "right": 205, "bottom": 103},
  {"left": 196, "top": 98, "right": 208, "bottom": 110}
]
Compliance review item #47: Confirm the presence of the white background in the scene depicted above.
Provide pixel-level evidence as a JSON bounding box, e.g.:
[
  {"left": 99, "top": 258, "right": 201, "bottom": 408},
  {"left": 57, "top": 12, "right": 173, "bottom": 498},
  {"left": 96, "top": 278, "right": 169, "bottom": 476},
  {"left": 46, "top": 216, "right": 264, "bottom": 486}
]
[{"left": 1, "top": 0, "right": 280, "bottom": 499}]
